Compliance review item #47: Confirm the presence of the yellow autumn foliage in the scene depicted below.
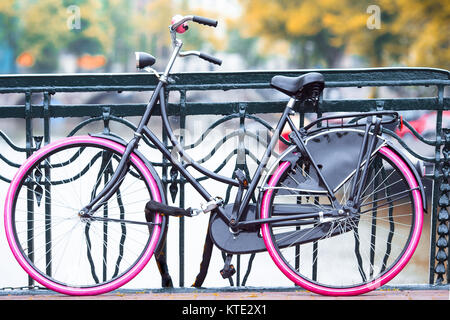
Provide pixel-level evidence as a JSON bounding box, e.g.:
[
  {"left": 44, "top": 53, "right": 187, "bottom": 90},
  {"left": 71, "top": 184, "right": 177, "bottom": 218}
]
[
  {"left": 76, "top": 1, "right": 115, "bottom": 54},
  {"left": 0, "top": 0, "right": 15, "bottom": 16},
  {"left": 20, "top": 0, "right": 69, "bottom": 58},
  {"left": 2, "top": 0, "right": 447, "bottom": 70},
  {"left": 238, "top": 0, "right": 449, "bottom": 69}
]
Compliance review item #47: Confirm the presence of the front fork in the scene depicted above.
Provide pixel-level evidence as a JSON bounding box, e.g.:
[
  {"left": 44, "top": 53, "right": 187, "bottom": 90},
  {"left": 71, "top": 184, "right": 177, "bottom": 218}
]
[{"left": 78, "top": 140, "right": 135, "bottom": 218}]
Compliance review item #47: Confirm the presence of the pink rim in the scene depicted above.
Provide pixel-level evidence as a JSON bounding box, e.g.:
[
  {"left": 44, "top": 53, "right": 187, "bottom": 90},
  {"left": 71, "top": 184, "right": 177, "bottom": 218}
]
[
  {"left": 260, "top": 146, "right": 423, "bottom": 296},
  {"left": 4, "top": 136, "right": 163, "bottom": 296}
]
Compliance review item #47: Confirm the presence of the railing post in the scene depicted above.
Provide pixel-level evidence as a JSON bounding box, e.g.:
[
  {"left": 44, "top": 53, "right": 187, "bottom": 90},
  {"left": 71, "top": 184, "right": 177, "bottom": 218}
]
[
  {"left": 236, "top": 102, "right": 248, "bottom": 286},
  {"left": 178, "top": 89, "right": 187, "bottom": 287},
  {"left": 24, "top": 92, "right": 34, "bottom": 287},
  {"left": 436, "top": 127, "right": 450, "bottom": 284},
  {"left": 430, "top": 84, "right": 449, "bottom": 285},
  {"left": 43, "top": 92, "right": 52, "bottom": 277}
]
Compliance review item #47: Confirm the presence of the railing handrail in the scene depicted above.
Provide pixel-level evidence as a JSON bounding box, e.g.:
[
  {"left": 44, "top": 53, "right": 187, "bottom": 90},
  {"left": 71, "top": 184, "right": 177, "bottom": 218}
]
[
  {"left": 0, "top": 67, "right": 448, "bottom": 93},
  {"left": 0, "top": 68, "right": 448, "bottom": 120}
]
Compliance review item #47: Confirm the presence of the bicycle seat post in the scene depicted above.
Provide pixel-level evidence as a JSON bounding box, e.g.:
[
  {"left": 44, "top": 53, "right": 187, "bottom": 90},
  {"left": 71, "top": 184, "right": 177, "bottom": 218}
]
[{"left": 230, "top": 169, "right": 248, "bottom": 227}]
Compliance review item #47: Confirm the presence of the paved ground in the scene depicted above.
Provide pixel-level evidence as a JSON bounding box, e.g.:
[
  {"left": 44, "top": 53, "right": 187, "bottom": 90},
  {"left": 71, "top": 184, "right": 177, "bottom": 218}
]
[
  {"left": 1, "top": 287, "right": 447, "bottom": 318},
  {"left": 0, "top": 286, "right": 448, "bottom": 300}
]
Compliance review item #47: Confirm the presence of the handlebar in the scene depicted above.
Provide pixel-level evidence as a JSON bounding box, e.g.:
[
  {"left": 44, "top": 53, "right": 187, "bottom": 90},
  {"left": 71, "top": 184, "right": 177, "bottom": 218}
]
[
  {"left": 170, "top": 14, "right": 222, "bottom": 66},
  {"left": 192, "top": 15, "right": 218, "bottom": 27},
  {"left": 170, "top": 15, "right": 218, "bottom": 32},
  {"left": 199, "top": 52, "right": 222, "bottom": 65}
]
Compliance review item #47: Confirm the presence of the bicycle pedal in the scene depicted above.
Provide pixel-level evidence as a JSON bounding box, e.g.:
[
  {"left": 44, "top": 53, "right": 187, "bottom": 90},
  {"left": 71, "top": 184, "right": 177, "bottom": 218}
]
[
  {"left": 198, "top": 197, "right": 223, "bottom": 214},
  {"left": 220, "top": 264, "right": 236, "bottom": 279}
]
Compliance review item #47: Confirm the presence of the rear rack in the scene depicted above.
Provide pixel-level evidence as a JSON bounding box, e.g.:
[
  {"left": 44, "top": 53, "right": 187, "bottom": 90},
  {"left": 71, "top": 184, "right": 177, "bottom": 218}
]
[{"left": 303, "top": 111, "right": 399, "bottom": 136}]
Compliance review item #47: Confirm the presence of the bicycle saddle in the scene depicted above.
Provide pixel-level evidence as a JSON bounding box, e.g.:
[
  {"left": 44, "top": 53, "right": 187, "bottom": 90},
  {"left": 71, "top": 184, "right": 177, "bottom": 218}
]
[{"left": 270, "top": 72, "right": 324, "bottom": 98}]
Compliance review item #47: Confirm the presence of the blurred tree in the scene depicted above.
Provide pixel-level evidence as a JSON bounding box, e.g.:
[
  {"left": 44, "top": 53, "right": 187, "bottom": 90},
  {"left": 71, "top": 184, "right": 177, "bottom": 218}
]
[
  {"left": 21, "top": 0, "right": 118, "bottom": 72},
  {"left": 136, "top": 0, "right": 180, "bottom": 60},
  {"left": 101, "top": 0, "right": 134, "bottom": 71},
  {"left": 0, "top": 0, "right": 135, "bottom": 72},
  {"left": 237, "top": 0, "right": 346, "bottom": 68},
  {"left": 0, "top": 0, "right": 229, "bottom": 73},
  {"left": 64, "top": 0, "right": 115, "bottom": 61},
  {"left": 0, "top": 0, "right": 19, "bottom": 73},
  {"left": 320, "top": 0, "right": 391, "bottom": 67},
  {"left": 321, "top": 0, "right": 449, "bottom": 96},
  {"left": 132, "top": 0, "right": 228, "bottom": 69},
  {"left": 18, "top": 0, "right": 76, "bottom": 72},
  {"left": 322, "top": 0, "right": 449, "bottom": 69},
  {"left": 226, "top": 27, "right": 266, "bottom": 68},
  {"left": 379, "top": 0, "right": 449, "bottom": 69},
  {"left": 237, "top": 0, "right": 449, "bottom": 70}
]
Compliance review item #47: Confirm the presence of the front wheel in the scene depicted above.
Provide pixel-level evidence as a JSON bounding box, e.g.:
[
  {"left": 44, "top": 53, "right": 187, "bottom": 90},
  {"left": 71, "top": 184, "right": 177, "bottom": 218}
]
[
  {"left": 4, "top": 136, "right": 166, "bottom": 295},
  {"left": 260, "top": 146, "right": 424, "bottom": 296}
]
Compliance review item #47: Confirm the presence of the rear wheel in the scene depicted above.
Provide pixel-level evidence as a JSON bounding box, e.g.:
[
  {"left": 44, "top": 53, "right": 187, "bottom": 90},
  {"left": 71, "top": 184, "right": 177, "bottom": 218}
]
[
  {"left": 4, "top": 136, "right": 165, "bottom": 295},
  {"left": 260, "top": 146, "right": 423, "bottom": 296}
]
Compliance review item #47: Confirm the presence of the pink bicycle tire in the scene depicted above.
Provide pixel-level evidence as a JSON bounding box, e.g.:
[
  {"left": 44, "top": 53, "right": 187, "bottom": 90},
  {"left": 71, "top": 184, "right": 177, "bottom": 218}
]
[
  {"left": 260, "top": 146, "right": 424, "bottom": 296},
  {"left": 4, "top": 136, "right": 164, "bottom": 296}
]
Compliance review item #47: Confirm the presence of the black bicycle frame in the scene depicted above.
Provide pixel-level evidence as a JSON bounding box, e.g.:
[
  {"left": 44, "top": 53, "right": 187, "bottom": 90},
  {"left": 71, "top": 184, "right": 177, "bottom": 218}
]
[
  {"left": 81, "top": 35, "right": 391, "bottom": 229},
  {"left": 82, "top": 80, "right": 306, "bottom": 224},
  {"left": 142, "top": 87, "right": 304, "bottom": 225}
]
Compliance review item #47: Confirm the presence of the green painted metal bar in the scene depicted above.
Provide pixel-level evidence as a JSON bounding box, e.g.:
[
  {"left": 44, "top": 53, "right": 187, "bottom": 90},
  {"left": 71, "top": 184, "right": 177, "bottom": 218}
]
[
  {"left": 43, "top": 92, "right": 52, "bottom": 277},
  {"left": 1, "top": 97, "right": 448, "bottom": 119},
  {"left": 0, "top": 68, "right": 448, "bottom": 93},
  {"left": 24, "top": 92, "right": 34, "bottom": 288},
  {"left": 429, "top": 83, "right": 449, "bottom": 285},
  {"left": 179, "top": 89, "right": 187, "bottom": 287}
]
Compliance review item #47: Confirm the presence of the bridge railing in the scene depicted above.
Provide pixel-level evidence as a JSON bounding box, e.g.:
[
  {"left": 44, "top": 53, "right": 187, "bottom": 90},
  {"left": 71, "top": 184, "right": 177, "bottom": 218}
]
[{"left": 0, "top": 67, "right": 448, "bottom": 289}]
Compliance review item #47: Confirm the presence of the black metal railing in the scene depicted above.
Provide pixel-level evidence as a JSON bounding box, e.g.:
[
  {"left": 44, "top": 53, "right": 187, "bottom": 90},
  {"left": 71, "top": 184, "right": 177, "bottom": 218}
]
[{"left": 0, "top": 67, "right": 448, "bottom": 289}]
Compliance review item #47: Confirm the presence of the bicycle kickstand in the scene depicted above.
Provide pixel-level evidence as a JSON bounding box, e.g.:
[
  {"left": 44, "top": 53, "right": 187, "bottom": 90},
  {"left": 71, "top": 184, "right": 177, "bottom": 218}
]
[{"left": 220, "top": 254, "right": 236, "bottom": 279}]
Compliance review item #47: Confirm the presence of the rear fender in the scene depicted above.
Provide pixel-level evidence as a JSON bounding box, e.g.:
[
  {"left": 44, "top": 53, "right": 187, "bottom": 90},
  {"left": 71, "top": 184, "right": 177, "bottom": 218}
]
[{"left": 383, "top": 141, "right": 427, "bottom": 212}]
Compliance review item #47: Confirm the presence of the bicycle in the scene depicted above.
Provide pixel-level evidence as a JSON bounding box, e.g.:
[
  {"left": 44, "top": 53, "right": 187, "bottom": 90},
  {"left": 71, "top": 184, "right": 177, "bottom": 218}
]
[{"left": 4, "top": 15, "right": 426, "bottom": 296}]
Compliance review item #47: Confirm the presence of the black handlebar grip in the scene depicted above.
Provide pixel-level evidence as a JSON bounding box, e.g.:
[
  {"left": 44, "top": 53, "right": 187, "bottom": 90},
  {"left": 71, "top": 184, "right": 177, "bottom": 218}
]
[
  {"left": 199, "top": 52, "right": 222, "bottom": 66},
  {"left": 192, "top": 15, "right": 218, "bottom": 27}
]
